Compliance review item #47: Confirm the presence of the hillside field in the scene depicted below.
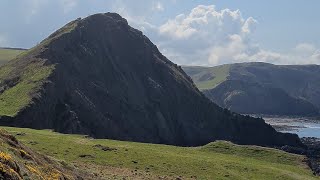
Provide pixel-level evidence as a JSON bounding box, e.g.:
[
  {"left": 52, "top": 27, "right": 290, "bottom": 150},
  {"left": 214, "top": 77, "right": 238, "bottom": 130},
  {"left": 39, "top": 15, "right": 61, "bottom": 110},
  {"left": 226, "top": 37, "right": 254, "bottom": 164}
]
[
  {"left": 1, "top": 126, "right": 318, "bottom": 179},
  {"left": 0, "top": 48, "right": 25, "bottom": 65},
  {"left": 183, "top": 64, "right": 231, "bottom": 90}
]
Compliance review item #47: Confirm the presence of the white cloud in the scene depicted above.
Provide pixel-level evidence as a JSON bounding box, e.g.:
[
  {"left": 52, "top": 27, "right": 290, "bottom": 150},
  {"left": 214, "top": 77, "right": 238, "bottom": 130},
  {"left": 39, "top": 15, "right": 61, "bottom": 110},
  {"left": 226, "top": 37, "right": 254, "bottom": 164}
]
[
  {"left": 111, "top": 0, "right": 162, "bottom": 30},
  {"left": 294, "top": 43, "right": 316, "bottom": 55},
  {"left": 159, "top": 14, "right": 196, "bottom": 39},
  {"left": 159, "top": 5, "right": 252, "bottom": 40},
  {"left": 152, "top": 5, "right": 320, "bottom": 65},
  {"left": 1, "top": 1, "right": 319, "bottom": 65},
  {"left": 155, "top": 5, "right": 259, "bottom": 65},
  {"left": 234, "top": 43, "right": 320, "bottom": 65},
  {"left": 242, "top": 17, "right": 257, "bottom": 34},
  {"left": 296, "top": 44, "right": 320, "bottom": 64},
  {"left": 209, "top": 34, "right": 247, "bottom": 64}
]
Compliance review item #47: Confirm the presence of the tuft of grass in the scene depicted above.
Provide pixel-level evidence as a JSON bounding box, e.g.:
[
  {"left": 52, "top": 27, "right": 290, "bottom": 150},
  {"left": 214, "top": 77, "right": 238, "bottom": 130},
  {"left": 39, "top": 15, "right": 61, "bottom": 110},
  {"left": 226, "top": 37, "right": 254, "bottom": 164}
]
[{"left": 2, "top": 126, "right": 318, "bottom": 180}]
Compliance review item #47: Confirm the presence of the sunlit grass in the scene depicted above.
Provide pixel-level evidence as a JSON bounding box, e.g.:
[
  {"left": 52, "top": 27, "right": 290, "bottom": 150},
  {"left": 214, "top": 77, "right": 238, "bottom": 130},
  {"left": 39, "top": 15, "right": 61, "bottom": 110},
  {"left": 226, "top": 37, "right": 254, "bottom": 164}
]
[{"left": 2, "top": 126, "right": 317, "bottom": 179}]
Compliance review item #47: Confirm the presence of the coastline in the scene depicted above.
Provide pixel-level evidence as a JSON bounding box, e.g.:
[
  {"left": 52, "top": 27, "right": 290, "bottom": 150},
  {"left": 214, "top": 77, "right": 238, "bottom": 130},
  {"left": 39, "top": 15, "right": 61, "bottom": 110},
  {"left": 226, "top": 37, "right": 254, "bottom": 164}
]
[{"left": 253, "top": 115, "right": 320, "bottom": 175}]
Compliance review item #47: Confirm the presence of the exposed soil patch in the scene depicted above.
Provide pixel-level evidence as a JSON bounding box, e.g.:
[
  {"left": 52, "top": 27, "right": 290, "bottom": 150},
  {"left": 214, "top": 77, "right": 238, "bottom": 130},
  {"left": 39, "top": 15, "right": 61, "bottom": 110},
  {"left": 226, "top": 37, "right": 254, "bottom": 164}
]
[
  {"left": 28, "top": 141, "right": 38, "bottom": 145},
  {"left": 93, "top": 144, "right": 117, "bottom": 151},
  {"left": 74, "top": 162, "right": 194, "bottom": 180},
  {"left": 16, "top": 132, "right": 26, "bottom": 136},
  {"left": 79, "top": 154, "right": 95, "bottom": 158}
]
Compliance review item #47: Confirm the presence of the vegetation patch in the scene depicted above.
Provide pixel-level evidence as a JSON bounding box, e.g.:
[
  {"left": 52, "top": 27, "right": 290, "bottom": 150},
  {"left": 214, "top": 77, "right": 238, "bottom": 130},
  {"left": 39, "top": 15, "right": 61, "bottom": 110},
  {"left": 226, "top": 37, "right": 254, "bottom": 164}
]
[
  {"left": 0, "top": 27, "right": 77, "bottom": 116},
  {"left": 0, "top": 49, "right": 25, "bottom": 66},
  {"left": 197, "top": 64, "right": 231, "bottom": 89},
  {"left": 0, "top": 128, "right": 90, "bottom": 179},
  {"left": 184, "top": 64, "right": 231, "bottom": 90},
  {"left": 0, "top": 60, "right": 54, "bottom": 117},
  {"left": 2, "top": 126, "right": 318, "bottom": 180}
]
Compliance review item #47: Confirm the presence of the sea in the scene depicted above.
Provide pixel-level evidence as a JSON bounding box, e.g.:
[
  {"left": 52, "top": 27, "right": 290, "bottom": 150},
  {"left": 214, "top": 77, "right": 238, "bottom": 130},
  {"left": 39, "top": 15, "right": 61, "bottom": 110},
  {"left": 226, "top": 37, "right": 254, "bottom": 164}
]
[{"left": 262, "top": 117, "right": 320, "bottom": 138}]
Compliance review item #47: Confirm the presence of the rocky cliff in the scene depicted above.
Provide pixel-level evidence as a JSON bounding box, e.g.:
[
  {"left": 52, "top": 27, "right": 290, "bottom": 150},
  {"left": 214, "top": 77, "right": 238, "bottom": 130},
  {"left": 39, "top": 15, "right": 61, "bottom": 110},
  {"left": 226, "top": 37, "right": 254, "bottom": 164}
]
[{"left": 184, "top": 62, "right": 320, "bottom": 116}]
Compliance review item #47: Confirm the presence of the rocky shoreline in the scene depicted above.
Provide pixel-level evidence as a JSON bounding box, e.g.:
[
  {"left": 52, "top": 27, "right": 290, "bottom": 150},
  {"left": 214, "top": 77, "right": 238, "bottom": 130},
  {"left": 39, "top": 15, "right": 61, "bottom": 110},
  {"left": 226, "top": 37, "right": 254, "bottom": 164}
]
[
  {"left": 281, "top": 137, "right": 320, "bottom": 175},
  {"left": 301, "top": 137, "right": 320, "bottom": 175},
  {"left": 262, "top": 116, "right": 320, "bottom": 175}
]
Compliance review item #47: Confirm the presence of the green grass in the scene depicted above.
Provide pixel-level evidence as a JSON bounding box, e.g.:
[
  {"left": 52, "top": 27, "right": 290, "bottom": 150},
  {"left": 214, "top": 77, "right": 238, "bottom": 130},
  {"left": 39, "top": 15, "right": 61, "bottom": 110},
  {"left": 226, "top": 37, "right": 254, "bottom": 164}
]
[
  {"left": 0, "top": 20, "right": 79, "bottom": 118},
  {"left": 0, "top": 61, "right": 54, "bottom": 117},
  {"left": 197, "top": 64, "right": 230, "bottom": 89},
  {"left": 184, "top": 64, "right": 231, "bottom": 90},
  {"left": 0, "top": 49, "right": 25, "bottom": 65},
  {"left": 1, "top": 126, "right": 318, "bottom": 179}
]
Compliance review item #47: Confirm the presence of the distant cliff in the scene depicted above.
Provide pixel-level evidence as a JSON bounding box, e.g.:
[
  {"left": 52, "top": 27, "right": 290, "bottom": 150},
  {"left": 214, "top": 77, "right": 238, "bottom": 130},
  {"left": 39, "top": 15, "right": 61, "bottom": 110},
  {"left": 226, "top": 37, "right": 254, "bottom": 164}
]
[{"left": 183, "top": 62, "right": 320, "bottom": 116}]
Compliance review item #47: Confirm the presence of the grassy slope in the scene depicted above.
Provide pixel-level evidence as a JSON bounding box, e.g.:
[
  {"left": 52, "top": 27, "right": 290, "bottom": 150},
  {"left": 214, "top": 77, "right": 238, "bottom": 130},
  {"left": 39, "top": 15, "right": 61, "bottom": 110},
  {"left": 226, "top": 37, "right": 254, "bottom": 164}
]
[
  {"left": 0, "top": 21, "right": 78, "bottom": 118},
  {"left": 0, "top": 129, "right": 88, "bottom": 179},
  {"left": 0, "top": 60, "right": 54, "bottom": 117},
  {"left": 184, "top": 64, "right": 231, "bottom": 90},
  {"left": 2, "top": 126, "right": 318, "bottom": 180},
  {"left": 0, "top": 48, "right": 25, "bottom": 65}
]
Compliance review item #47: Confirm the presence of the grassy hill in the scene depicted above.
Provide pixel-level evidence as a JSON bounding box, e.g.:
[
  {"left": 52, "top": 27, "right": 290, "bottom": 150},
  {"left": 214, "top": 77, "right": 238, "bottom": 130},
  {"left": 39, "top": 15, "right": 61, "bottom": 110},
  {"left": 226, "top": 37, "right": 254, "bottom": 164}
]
[
  {"left": 0, "top": 23, "right": 77, "bottom": 118},
  {"left": 1, "top": 126, "right": 318, "bottom": 179},
  {"left": 0, "top": 48, "right": 25, "bottom": 65},
  {"left": 183, "top": 62, "right": 320, "bottom": 116},
  {"left": 183, "top": 64, "right": 231, "bottom": 90}
]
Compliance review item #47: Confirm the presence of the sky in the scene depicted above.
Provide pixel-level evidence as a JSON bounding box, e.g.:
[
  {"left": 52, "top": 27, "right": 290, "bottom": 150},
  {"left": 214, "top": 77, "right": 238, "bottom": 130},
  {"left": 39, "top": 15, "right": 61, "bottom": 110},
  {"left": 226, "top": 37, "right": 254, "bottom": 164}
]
[{"left": 0, "top": 0, "right": 320, "bottom": 66}]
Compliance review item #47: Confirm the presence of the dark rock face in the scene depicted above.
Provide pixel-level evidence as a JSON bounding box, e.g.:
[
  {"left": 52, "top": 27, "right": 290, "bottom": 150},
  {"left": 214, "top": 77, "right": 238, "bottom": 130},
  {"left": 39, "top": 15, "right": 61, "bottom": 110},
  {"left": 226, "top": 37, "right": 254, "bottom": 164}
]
[
  {"left": 204, "top": 80, "right": 319, "bottom": 116},
  {"left": 229, "top": 63, "right": 320, "bottom": 114},
  {"left": 301, "top": 138, "right": 320, "bottom": 175},
  {"left": 0, "top": 13, "right": 303, "bottom": 147},
  {"left": 184, "top": 62, "right": 320, "bottom": 116}
]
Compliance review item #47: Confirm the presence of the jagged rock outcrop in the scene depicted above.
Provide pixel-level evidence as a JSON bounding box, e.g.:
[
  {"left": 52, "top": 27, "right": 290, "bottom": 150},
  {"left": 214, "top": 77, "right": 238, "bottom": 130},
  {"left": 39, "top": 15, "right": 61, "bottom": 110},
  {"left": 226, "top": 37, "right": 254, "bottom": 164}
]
[{"left": 0, "top": 13, "right": 302, "bottom": 147}]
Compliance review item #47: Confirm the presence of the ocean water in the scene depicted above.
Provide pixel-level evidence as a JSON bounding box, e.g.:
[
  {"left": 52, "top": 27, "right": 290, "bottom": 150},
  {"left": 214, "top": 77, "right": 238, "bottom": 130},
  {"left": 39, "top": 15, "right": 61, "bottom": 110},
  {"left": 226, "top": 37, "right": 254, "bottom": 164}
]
[{"left": 263, "top": 117, "right": 320, "bottom": 138}]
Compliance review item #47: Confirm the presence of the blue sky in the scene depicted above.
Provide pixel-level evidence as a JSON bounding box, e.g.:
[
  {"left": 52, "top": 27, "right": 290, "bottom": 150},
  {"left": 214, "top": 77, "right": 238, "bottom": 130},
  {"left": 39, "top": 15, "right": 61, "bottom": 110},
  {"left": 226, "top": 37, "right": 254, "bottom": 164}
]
[{"left": 0, "top": 0, "right": 319, "bottom": 65}]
